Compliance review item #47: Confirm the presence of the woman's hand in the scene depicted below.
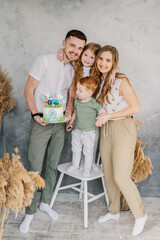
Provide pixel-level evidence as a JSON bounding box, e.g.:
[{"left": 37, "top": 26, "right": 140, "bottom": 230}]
[{"left": 95, "top": 115, "right": 110, "bottom": 127}]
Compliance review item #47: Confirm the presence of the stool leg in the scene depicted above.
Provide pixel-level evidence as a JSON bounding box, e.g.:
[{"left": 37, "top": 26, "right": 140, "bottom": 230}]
[
  {"left": 50, "top": 173, "right": 64, "bottom": 208},
  {"left": 101, "top": 176, "right": 109, "bottom": 206},
  {"left": 84, "top": 181, "right": 88, "bottom": 228},
  {"left": 79, "top": 181, "right": 84, "bottom": 199}
]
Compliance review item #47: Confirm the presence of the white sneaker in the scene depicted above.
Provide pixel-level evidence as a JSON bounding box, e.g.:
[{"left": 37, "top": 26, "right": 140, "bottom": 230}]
[
  {"left": 98, "top": 213, "right": 120, "bottom": 223},
  {"left": 132, "top": 214, "right": 147, "bottom": 236},
  {"left": 92, "top": 163, "right": 99, "bottom": 172}
]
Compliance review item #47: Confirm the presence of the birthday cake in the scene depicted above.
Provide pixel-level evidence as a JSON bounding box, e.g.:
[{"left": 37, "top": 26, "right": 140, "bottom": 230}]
[{"left": 41, "top": 93, "right": 66, "bottom": 123}]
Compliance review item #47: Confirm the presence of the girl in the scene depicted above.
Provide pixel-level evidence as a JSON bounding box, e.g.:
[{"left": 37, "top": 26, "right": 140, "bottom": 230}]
[
  {"left": 94, "top": 45, "right": 147, "bottom": 236},
  {"left": 71, "top": 42, "right": 101, "bottom": 98}
]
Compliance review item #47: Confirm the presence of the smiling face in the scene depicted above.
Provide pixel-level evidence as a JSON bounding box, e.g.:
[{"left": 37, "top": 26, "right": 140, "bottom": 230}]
[
  {"left": 97, "top": 51, "right": 113, "bottom": 78},
  {"left": 81, "top": 49, "right": 96, "bottom": 67},
  {"left": 76, "top": 82, "right": 93, "bottom": 102},
  {"left": 62, "top": 36, "right": 85, "bottom": 63}
]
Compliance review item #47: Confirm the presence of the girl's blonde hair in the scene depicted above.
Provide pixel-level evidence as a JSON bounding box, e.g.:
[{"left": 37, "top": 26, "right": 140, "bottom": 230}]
[
  {"left": 93, "top": 45, "right": 131, "bottom": 104},
  {"left": 72, "top": 43, "right": 101, "bottom": 98}
]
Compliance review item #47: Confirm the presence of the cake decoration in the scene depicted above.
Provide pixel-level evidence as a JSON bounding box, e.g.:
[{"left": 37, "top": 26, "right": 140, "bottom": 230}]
[{"left": 41, "top": 93, "right": 67, "bottom": 123}]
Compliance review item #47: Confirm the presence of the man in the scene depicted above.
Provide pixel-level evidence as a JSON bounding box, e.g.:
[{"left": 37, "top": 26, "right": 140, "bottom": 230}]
[{"left": 20, "top": 30, "right": 86, "bottom": 233}]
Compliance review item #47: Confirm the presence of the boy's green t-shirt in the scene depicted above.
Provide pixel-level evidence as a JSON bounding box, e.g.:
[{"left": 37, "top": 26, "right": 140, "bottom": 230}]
[{"left": 74, "top": 98, "right": 103, "bottom": 131}]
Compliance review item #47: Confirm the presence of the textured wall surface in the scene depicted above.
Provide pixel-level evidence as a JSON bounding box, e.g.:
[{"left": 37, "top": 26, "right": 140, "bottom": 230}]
[{"left": 0, "top": 0, "right": 160, "bottom": 196}]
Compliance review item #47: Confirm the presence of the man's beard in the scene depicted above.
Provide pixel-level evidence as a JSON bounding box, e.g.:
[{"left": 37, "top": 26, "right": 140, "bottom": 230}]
[{"left": 64, "top": 50, "right": 78, "bottom": 62}]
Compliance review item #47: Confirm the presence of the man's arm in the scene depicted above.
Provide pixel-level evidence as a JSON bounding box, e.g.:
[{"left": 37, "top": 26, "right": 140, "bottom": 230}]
[
  {"left": 65, "top": 89, "right": 74, "bottom": 120},
  {"left": 66, "top": 110, "right": 77, "bottom": 131},
  {"left": 24, "top": 75, "right": 47, "bottom": 126}
]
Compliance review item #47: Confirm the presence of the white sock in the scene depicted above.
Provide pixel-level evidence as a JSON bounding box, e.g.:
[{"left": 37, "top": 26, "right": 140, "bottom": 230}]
[
  {"left": 39, "top": 202, "right": 58, "bottom": 220},
  {"left": 67, "top": 164, "right": 78, "bottom": 172},
  {"left": 98, "top": 213, "right": 120, "bottom": 223},
  {"left": 92, "top": 163, "right": 99, "bottom": 172},
  {"left": 19, "top": 214, "right": 33, "bottom": 233},
  {"left": 132, "top": 214, "right": 147, "bottom": 236},
  {"left": 79, "top": 160, "right": 84, "bottom": 170}
]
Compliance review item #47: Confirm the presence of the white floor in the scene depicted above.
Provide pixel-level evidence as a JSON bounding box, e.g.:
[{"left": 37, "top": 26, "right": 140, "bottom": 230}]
[{"left": 1, "top": 193, "right": 160, "bottom": 240}]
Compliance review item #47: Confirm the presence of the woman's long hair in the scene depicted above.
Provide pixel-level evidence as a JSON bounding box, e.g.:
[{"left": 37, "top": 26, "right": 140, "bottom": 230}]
[
  {"left": 72, "top": 43, "right": 101, "bottom": 98},
  {"left": 94, "top": 45, "right": 130, "bottom": 104}
]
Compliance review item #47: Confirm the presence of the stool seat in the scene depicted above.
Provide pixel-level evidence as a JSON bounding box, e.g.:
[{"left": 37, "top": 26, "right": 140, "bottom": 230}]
[{"left": 50, "top": 156, "right": 109, "bottom": 228}]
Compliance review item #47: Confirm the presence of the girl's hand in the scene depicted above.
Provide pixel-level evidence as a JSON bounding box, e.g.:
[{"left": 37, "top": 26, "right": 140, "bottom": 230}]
[
  {"left": 109, "top": 66, "right": 120, "bottom": 85},
  {"left": 109, "top": 72, "right": 116, "bottom": 85},
  {"left": 57, "top": 48, "right": 64, "bottom": 62},
  {"left": 66, "top": 124, "right": 73, "bottom": 131}
]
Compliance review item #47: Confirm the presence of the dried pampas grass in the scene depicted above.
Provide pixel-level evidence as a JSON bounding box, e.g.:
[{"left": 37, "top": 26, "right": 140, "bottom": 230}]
[
  {"left": 120, "top": 137, "right": 153, "bottom": 211},
  {"left": 131, "top": 138, "right": 153, "bottom": 183},
  {"left": 0, "top": 148, "right": 45, "bottom": 239},
  {"left": 0, "top": 66, "right": 15, "bottom": 124}
]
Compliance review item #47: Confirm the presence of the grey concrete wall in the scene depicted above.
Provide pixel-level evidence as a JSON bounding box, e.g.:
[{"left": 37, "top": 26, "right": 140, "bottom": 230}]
[{"left": 0, "top": 0, "right": 160, "bottom": 197}]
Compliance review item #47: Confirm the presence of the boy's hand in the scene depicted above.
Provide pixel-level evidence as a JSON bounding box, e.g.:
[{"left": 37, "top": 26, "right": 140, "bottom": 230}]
[
  {"left": 66, "top": 124, "right": 73, "bottom": 131},
  {"left": 95, "top": 118, "right": 103, "bottom": 127}
]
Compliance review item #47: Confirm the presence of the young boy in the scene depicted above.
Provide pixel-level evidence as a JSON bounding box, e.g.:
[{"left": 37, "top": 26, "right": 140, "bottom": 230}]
[{"left": 67, "top": 76, "right": 107, "bottom": 176}]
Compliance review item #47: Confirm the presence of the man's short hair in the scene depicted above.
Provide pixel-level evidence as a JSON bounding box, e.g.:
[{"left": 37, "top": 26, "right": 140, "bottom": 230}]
[{"left": 65, "top": 29, "right": 87, "bottom": 43}]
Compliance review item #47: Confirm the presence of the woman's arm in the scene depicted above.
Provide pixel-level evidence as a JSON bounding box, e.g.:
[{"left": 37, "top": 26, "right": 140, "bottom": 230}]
[{"left": 96, "top": 78, "right": 140, "bottom": 125}]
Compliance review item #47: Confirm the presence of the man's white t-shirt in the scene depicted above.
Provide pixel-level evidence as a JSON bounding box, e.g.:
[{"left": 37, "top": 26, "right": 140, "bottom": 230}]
[{"left": 29, "top": 54, "right": 74, "bottom": 112}]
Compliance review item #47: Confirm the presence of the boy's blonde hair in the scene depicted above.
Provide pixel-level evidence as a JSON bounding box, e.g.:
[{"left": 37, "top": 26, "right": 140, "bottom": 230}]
[
  {"left": 72, "top": 43, "right": 101, "bottom": 98},
  {"left": 77, "top": 76, "right": 99, "bottom": 95}
]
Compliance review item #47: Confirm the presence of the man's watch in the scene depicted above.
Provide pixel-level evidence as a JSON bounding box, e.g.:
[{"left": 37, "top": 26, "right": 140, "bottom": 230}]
[{"left": 31, "top": 113, "right": 43, "bottom": 119}]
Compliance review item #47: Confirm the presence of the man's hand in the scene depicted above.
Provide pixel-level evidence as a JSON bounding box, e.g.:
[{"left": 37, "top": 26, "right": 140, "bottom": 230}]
[
  {"left": 65, "top": 112, "right": 71, "bottom": 121},
  {"left": 34, "top": 115, "right": 48, "bottom": 126}
]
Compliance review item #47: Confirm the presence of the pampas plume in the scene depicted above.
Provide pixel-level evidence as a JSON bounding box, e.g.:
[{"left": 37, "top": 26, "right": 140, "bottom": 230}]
[
  {"left": 120, "top": 137, "right": 153, "bottom": 211},
  {"left": 0, "top": 148, "right": 45, "bottom": 239},
  {"left": 0, "top": 66, "right": 15, "bottom": 124}
]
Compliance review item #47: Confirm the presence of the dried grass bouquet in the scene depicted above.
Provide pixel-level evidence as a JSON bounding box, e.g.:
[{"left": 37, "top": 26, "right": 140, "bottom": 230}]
[
  {"left": 0, "top": 66, "right": 15, "bottom": 124},
  {"left": 0, "top": 148, "right": 45, "bottom": 239},
  {"left": 120, "top": 137, "right": 153, "bottom": 211}
]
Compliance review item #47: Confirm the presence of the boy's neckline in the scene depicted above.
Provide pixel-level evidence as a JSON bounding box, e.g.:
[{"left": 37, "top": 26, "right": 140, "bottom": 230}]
[{"left": 78, "top": 97, "right": 92, "bottom": 103}]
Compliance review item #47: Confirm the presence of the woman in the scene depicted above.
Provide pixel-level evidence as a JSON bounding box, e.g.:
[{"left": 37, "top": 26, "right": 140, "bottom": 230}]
[{"left": 94, "top": 45, "right": 147, "bottom": 236}]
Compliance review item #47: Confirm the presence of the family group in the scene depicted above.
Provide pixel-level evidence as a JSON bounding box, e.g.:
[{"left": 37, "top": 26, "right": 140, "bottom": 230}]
[{"left": 20, "top": 29, "right": 147, "bottom": 236}]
